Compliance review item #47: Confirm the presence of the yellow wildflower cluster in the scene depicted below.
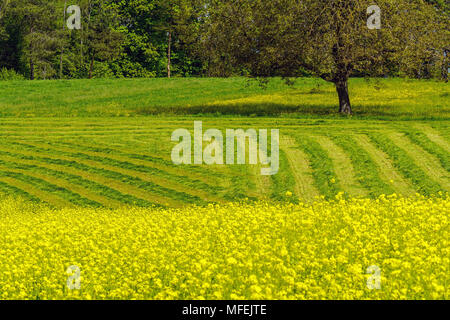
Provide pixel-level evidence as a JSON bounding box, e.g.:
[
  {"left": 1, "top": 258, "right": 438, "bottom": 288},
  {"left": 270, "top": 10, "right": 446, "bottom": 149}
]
[{"left": 0, "top": 194, "right": 448, "bottom": 300}]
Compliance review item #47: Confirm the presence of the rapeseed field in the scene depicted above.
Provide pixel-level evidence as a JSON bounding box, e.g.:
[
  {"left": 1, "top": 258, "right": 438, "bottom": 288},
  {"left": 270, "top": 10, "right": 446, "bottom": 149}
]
[{"left": 0, "top": 194, "right": 447, "bottom": 300}]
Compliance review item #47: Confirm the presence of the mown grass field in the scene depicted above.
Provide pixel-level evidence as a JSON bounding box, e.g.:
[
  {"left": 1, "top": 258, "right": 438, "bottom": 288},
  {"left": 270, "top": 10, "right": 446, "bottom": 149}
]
[
  {"left": 0, "top": 117, "right": 447, "bottom": 208},
  {"left": 0, "top": 77, "right": 448, "bottom": 207},
  {"left": 0, "top": 77, "right": 448, "bottom": 300}
]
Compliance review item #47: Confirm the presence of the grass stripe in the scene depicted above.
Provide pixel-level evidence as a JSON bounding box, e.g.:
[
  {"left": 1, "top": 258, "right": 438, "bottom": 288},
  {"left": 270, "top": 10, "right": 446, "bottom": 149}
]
[
  {"left": 0, "top": 166, "right": 102, "bottom": 207},
  {"left": 280, "top": 135, "right": 319, "bottom": 200},
  {"left": 367, "top": 132, "right": 444, "bottom": 195},
  {"left": 14, "top": 141, "right": 222, "bottom": 203},
  {"left": 403, "top": 130, "right": 450, "bottom": 173},
  {"left": 387, "top": 132, "right": 450, "bottom": 191},
  {"left": 0, "top": 151, "right": 165, "bottom": 207},
  {"left": 0, "top": 180, "right": 41, "bottom": 203},
  {"left": 330, "top": 135, "right": 396, "bottom": 197},
  {"left": 313, "top": 135, "right": 368, "bottom": 198},
  {"left": 12, "top": 140, "right": 225, "bottom": 197},
  {"left": 0, "top": 170, "right": 76, "bottom": 208},
  {"left": 353, "top": 134, "right": 416, "bottom": 196},
  {"left": 0, "top": 164, "right": 105, "bottom": 208},
  {"left": 413, "top": 124, "right": 450, "bottom": 152},
  {"left": 0, "top": 160, "right": 123, "bottom": 208},
  {"left": 0, "top": 145, "right": 204, "bottom": 206},
  {"left": 294, "top": 135, "right": 340, "bottom": 199},
  {"left": 19, "top": 142, "right": 227, "bottom": 197},
  {"left": 49, "top": 139, "right": 229, "bottom": 179},
  {"left": 270, "top": 149, "right": 298, "bottom": 202},
  {"left": 248, "top": 163, "right": 271, "bottom": 199}
]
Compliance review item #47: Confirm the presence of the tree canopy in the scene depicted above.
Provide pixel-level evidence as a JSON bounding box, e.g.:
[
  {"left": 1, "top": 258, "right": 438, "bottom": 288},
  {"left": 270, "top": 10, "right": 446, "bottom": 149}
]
[{"left": 203, "top": 0, "right": 448, "bottom": 113}]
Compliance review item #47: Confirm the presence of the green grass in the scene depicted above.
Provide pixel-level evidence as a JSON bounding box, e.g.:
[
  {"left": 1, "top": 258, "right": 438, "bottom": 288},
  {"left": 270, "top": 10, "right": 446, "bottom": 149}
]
[
  {"left": 0, "top": 117, "right": 447, "bottom": 207},
  {"left": 0, "top": 77, "right": 448, "bottom": 207},
  {"left": 403, "top": 131, "right": 450, "bottom": 172},
  {"left": 367, "top": 132, "right": 444, "bottom": 196},
  {"left": 331, "top": 135, "right": 395, "bottom": 197},
  {"left": 293, "top": 135, "right": 341, "bottom": 199},
  {"left": 270, "top": 149, "right": 298, "bottom": 202},
  {"left": 0, "top": 77, "right": 448, "bottom": 119}
]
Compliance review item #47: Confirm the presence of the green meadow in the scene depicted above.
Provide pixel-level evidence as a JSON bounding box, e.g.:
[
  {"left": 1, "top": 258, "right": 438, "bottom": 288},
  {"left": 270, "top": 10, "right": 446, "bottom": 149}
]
[
  {"left": 0, "top": 77, "right": 448, "bottom": 119},
  {"left": 0, "top": 77, "right": 448, "bottom": 208}
]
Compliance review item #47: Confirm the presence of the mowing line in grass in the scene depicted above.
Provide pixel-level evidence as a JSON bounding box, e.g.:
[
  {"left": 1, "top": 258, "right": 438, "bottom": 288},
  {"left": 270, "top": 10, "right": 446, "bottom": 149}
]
[
  {"left": 0, "top": 150, "right": 171, "bottom": 207},
  {"left": 0, "top": 145, "right": 204, "bottom": 206},
  {"left": 0, "top": 164, "right": 107, "bottom": 208},
  {"left": 9, "top": 141, "right": 223, "bottom": 203},
  {"left": 413, "top": 124, "right": 450, "bottom": 153},
  {"left": 0, "top": 170, "right": 77, "bottom": 208},
  {"left": 387, "top": 132, "right": 450, "bottom": 191},
  {"left": 353, "top": 134, "right": 416, "bottom": 196},
  {"left": 250, "top": 164, "right": 272, "bottom": 200},
  {"left": 0, "top": 180, "right": 41, "bottom": 203},
  {"left": 313, "top": 135, "right": 368, "bottom": 198},
  {"left": 330, "top": 135, "right": 396, "bottom": 197},
  {"left": 49, "top": 139, "right": 229, "bottom": 179},
  {"left": 294, "top": 135, "right": 340, "bottom": 199},
  {"left": 14, "top": 140, "right": 226, "bottom": 197},
  {"left": 403, "top": 130, "right": 450, "bottom": 172},
  {"left": 270, "top": 149, "right": 298, "bottom": 202},
  {"left": 280, "top": 134, "right": 319, "bottom": 200},
  {"left": 367, "top": 133, "right": 444, "bottom": 195},
  {"left": 0, "top": 158, "right": 123, "bottom": 208}
]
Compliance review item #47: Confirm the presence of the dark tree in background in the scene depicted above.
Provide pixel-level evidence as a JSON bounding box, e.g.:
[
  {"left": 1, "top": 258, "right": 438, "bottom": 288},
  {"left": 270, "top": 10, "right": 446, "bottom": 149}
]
[
  {"left": 202, "top": 0, "right": 448, "bottom": 114},
  {"left": 6, "top": 0, "right": 61, "bottom": 79},
  {"left": 83, "top": 0, "right": 123, "bottom": 79}
]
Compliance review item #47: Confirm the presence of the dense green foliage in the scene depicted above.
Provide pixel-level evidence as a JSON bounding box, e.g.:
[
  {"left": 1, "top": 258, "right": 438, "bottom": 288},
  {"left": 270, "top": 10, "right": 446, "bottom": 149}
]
[
  {"left": 0, "top": 0, "right": 204, "bottom": 79},
  {"left": 0, "top": 0, "right": 448, "bottom": 83}
]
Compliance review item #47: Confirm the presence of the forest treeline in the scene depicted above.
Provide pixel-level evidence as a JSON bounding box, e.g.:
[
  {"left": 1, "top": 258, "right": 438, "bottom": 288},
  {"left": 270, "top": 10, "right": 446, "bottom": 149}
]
[
  {"left": 0, "top": 0, "right": 448, "bottom": 81},
  {"left": 0, "top": 0, "right": 209, "bottom": 79}
]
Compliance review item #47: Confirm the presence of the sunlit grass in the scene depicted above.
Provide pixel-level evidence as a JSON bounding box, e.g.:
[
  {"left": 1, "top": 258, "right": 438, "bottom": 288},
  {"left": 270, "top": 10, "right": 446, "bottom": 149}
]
[{"left": 0, "top": 77, "right": 448, "bottom": 119}]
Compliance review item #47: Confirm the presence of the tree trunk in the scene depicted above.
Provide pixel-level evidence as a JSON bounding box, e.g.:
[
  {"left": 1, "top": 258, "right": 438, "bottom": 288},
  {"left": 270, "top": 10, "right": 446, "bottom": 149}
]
[
  {"left": 59, "top": 0, "right": 67, "bottom": 79},
  {"left": 89, "top": 56, "right": 94, "bottom": 79},
  {"left": 29, "top": 25, "right": 34, "bottom": 80},
  {"left": 30, "top": 58, "right": 34, "bottom": 80},
  {"left": 167, "top": 31, "right": 171, "bottom": 78},
  {"left": 335, "top": 80, "right": 352, "bottom": 114},
  {"left": 443, "top": 49, "right": 448, "bottom": 83},
  {"left": 59, "top": 48, "right": 64, "bottom": 79}
]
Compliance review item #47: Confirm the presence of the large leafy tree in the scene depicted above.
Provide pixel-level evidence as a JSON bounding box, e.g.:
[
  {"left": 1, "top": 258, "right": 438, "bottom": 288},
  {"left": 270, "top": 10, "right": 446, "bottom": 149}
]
[{"left": 203, "top": 0, "right": 448, "bottom": 114}]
